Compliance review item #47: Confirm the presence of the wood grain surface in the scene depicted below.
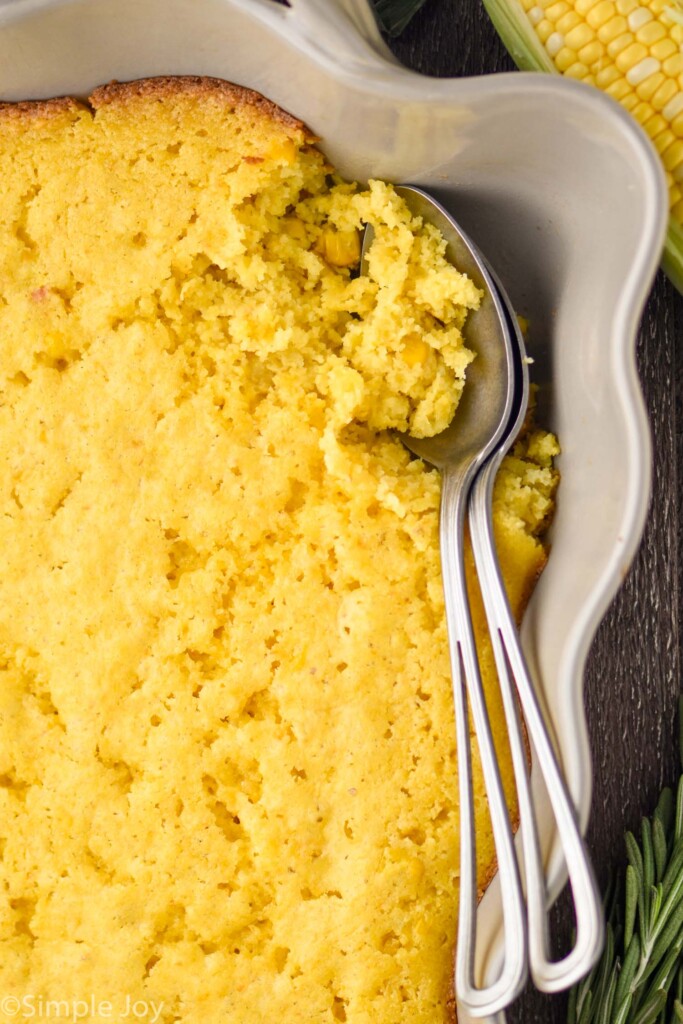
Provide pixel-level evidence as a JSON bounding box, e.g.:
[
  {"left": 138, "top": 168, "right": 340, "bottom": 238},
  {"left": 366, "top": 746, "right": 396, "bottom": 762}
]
[{"left": 388, "top": 1, "right": 683, "bottom": 1021}]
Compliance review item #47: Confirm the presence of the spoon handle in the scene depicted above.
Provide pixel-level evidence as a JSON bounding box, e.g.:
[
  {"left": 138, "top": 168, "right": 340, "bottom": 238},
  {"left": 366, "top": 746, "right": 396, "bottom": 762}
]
[
  {"left": 468, "top": 454, "right": 604, "bottom": 993},
  {"left": 440, "top": 464, "right": 527, "bottom": 1017}
]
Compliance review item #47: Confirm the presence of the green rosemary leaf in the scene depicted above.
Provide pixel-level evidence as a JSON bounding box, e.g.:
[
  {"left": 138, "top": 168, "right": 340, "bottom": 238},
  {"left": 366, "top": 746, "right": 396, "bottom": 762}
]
[
  {"left": 675, "top": 999, "right": 683, "bottom": 1021},
  {"left": 626, "top": 831, "right": 645, "bottom": 885},
  {"left": 661, "top": 836, "right": 683, "bottom": 896},
  {"left": 573, "top": 912, "right": 617, "bottom": 1024},
  {"left": 653, "top": 816, "right": 668, "bottom": 883},
  {"left": 572, "top": 967, "right": 594, "bottom": 1024},
  {"left": 613, "top": 991, "right": 634, "bottom": 1024},
  {"left": 625, "top": 865, "right": 639, "bottom": 949},
  {"left": 594, "top": 924, "right": 617, "bottom": 1011},
  {"left": 633, "top": 937, "right": 683, "bottom": 1024},
  {"left": 642, "top": 819, "right": 655, "bottom": 908},
  {"left": 653, "top": 786, "right": 674, "bottom": 838},
  {"left": 652, "top": 860, "right": 683, "bottom": 942},
  {"left": 676, "top": 776, "right": 683, "bottom": 841},
  {"left": 640, "top": 908, "right": 683, "bottom": 989},
  {"left": 645, "top": 926, "right": 683, "bottom": 994},
  {"left": 614, "top": 934, "right": 641, "bottom": 1014},
  {"left": 647, "top": 884, "right": 662, "bottom": 937},
  {"left": 596, "top": 967, "right": 619, "bottom": 1024},
  {"left": 631, "top": 987, "right": 667, "bottom": 1024},
  {"left": 370, "top": 0, "right": 428, "bottom": 36},
  {"left": 578, "top": 987, "right": 594, "bottom": 1024}
]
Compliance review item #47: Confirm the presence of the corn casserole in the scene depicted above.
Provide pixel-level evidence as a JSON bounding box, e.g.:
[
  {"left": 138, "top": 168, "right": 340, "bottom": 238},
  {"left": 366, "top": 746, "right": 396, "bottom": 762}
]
[{"left": 0, "top": 77, "right": 559, "bottom": 1024}]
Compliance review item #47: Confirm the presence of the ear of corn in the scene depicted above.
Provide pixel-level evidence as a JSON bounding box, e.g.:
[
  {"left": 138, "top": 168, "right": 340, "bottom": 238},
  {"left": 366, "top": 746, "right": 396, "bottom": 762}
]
[{"left": 482, "top": 0, "right": 683, "bottom": 292}]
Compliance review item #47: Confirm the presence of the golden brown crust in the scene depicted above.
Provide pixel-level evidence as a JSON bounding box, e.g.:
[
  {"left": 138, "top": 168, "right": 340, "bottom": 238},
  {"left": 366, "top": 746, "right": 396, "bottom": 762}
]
[
  {"left": 0, "top": 76, "right": 318, "bottom": 144},
  {"left": 90, "top": 75, "right": 318, "bottom": 141},
  {"left": 0, "top": 95, "right": 84, "bottom": 122}
]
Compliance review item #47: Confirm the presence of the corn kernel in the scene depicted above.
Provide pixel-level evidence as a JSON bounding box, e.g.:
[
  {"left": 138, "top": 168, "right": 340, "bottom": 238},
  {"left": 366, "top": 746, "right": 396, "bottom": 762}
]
[
  {"left": 617, "top": 91, "right": 639, "bottom": 109},
  {"left": 651, "top": 37, "right": 678, "bottom": 60},
  {"left": 636, "top": 69, "right": 665, "bottom": 99},
  {"left": 284, "top": 217, "right": 309, "bottom": 245},
  {"left": 606, "top": 76, "right": 634, "bottom": 99},
  {"left": 557, "top": 11, "right": 583, "bottom": 31},
  {"left": 587, "top": 1, "right": 617, "bottom": 28},
  {"left": 672, "top": 111, "right": 683, "bottom": 136},
  {"left": 566, "top": 60, "right": 592, "bottom": 77},
  {"left": 654, "top": 127, "right": 676, "bottom": 152},
  {"left": 670, "top": 184, "right": 682, "bottom": 205},
  {"left": 606, "top": 32, "right": 635, "bottom": 58},
  {"left": 662, "top": 52, "right": 683, "bottom": 76},
  {"left": 536, "top": 17, "right": 554, "bottom": 41},
  {"left": 268, "top": 138, "right": 298, "bottom": 165},
  {"left": 616, "top": 0, "right": 638, "bottom": 13},
  {"left": 627, "top": 56, "right": 661, "bottom": 85},
  {"left": 596, "top": 62, "right": 623, "bottom": 85},
  {"left": 576, "top": 0, "right": 602, "bottom": 11},
  {"left": 401, "top": 337, "right": 431, "bottom": 368},
  {"left": 663, "top": 93, "right": 683, "bottom": 120},
  {"left": 672, "top": 197, "right": 683, "bottom": 220},
  {"left": 564, "top": 22, "right": 596, "bottom": 47},
  {"left": 546, "top": 31, "right": 565, "bottom": 54},
  {"left": 632, "top": 99, "right": 654, "bottom": 123},
  {"left": 555, "top": 45, "right": 579, "bottom": 70},
  {"left": 578, "top": 39, "right": 606, "bottom": 62},
  {"left": 663, "top": 139, "right": 683, "bottom": 168},
  {"left": 652, "top": 77, "right": 679, "bottom": 110},
  {"left": 627, "top": 6, "right": 652, "bottom": 29},
  {"left": 615, "top": 41, "right": 648, "bottom": 71},
  {"left": 318, "top": 229, "right": 360, "bottom": 267},
  {"left": 599, "top": 22, "right": 632, "bottom": 49},
  {"left": 597, "top": 13, "right": 628, "bottom": 38},
  {"left": 545, "top": 0, "right": 570, "bottom": 18},
  {"left": 643, "top": 111, "right": 667, "bottom": 135},
  {"left": 635, "top": 20, "right": 667, "bottom": 45}
]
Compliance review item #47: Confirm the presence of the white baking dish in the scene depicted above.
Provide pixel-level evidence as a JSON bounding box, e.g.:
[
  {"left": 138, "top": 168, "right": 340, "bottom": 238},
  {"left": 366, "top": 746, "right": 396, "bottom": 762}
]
[{"left": 0, "top": 0, "right": 667, "bottom": 1014}]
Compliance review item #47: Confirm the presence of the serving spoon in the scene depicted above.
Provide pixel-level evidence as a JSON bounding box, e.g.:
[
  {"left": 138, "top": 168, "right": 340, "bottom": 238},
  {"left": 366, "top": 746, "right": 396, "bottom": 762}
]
[
  {"left": 363, "top": 184, "right": 526, "bottom": 1015},
  {"left": 361, "top": 184, "right": 603, "bottom": 1015}
]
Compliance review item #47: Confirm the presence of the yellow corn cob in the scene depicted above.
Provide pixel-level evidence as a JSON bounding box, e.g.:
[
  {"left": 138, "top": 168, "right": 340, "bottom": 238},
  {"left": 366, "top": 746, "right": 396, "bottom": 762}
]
[{"left": 518, "top": 0, "right": 683, "bottom": 216}]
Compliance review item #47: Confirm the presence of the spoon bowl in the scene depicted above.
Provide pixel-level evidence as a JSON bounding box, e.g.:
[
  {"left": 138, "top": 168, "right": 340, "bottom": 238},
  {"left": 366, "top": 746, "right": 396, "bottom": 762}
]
[{"left": 385, "top": 186, "right": 517, "bottom": 472}]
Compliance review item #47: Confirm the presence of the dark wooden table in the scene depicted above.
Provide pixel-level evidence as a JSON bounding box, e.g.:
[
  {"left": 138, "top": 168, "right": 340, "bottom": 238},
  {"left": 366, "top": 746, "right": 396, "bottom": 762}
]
[{"left": 387, "top": 3, "right": 683, "bottom": 1022}]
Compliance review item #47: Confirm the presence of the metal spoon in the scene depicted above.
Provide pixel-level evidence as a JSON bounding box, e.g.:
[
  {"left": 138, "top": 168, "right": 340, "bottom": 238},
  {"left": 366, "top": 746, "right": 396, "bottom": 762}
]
[
  {"left": 467, "top": 272, "right": 605, "bottom": 996},
  {"left": 361, "top": 184, "right": 604, "bottom": 1015},
  {"left": 363, "top": 184, "right": 528, "bottom": 1016}
]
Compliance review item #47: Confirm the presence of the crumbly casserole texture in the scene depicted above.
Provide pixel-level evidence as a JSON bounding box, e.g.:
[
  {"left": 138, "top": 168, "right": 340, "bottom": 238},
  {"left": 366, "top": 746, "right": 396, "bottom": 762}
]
[{"left": 0, "top": 77, "right": 558, "bottom": 1023}]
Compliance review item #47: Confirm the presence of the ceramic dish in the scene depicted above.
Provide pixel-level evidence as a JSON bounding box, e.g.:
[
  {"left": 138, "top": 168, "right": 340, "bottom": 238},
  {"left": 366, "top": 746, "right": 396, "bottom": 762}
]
[{"left": 0, "top": 0, "right": 667, "bottom": 1016}]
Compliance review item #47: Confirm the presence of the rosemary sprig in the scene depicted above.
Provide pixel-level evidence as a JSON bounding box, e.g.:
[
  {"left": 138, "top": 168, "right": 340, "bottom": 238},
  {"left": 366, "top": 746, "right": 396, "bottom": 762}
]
[
  {"left": 568, "top": 698, "right": 683, "bottom": 1024},
  {"left": 370, "top": 0, "right": 429, "bottom": 37}
]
